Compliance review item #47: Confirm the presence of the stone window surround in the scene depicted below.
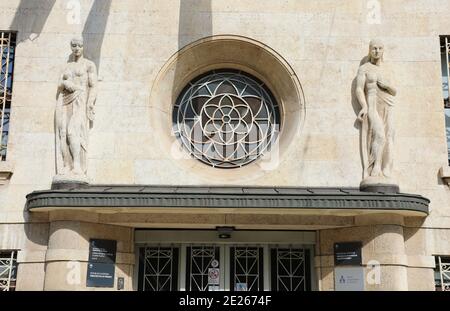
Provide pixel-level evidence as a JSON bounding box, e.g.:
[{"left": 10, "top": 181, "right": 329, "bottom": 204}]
[{"left": 149, "top": 35, "right": 305, "bottom": 183}]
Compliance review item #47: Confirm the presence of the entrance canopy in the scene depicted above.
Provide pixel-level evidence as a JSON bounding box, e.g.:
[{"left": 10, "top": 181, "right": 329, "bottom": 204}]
[{"left": 26, "top": 185, "right": 429, "bottom": 216}]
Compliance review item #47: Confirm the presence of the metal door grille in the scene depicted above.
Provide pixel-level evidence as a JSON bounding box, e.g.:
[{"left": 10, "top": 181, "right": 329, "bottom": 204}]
[
  {"left": 139, "top": 247, "right": 179, "bottom": 291},
  {"left": 186, "top": 246, "right": 220, "bottom": 291},
  {"left": 0, "top": 32, "right": 16, "bottom": 161},
  {"left": 0, "top": 251, "right": 17, "bottom": 291},
  {"left": 271, "top": 248, "right": 310, "bottom": 291},
  {"left": 230, "top": 247, "right": 264, "bottom": 291}
]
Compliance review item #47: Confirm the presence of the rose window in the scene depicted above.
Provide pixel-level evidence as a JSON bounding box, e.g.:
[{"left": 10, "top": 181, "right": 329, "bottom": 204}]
[{"left": 173, "top": 70, "right": 281, "bottom": 168}]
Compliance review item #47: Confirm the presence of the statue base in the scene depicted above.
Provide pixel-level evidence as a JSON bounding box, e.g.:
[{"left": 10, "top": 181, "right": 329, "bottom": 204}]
[
  {"left": 360, "top": 176, "right": 399, "bottom": 193},
  {"left": 52, "top": 174, "right": 89, "bottom": 190}
]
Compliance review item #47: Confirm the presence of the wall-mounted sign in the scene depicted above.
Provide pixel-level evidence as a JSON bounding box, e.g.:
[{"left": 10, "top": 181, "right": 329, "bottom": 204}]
[
  {"left": 89, "top": 239, "right": 117, "bottom": 264},
  {"left": 211, "top": 259, "right": 219, "bottom": 268},
  {"left": 208, "top": 268, "right": 220, "bottom": 285},
  {"left": 335, "top": 267, "right": 365, "bottom": 291},
  {"left": 86, "top": 239, "right": 117, "bottom": 288},
  {"left": 334, "top": 241, "right": 362, "bottom": 266}
]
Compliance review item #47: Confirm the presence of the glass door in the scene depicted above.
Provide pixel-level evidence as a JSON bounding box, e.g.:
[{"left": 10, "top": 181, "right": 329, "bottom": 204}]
[
  {"left": 138, "top": 246, "right": 179, "bottom": 291},
  {"left": 137, "top": 243, "right": 313, "bottom": 291},
  {"left": 185, "top": 245, "right": 221, "bottom": 291},
  {"left": 270, "top": 248, "right": 311, "bottom": 291},
  {"left": 230, "top": 247, "right": 264, "bottom": 291}
]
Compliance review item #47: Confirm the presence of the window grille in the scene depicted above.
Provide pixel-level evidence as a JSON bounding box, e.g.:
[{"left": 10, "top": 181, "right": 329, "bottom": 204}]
[
  {"left": 173, "top": 69, "right": 281, "bottom": 168},
  {"left": 0, "top": 32, "right": 16, "bottom": 161},
  {"left": 0, "top": 251, "right": 17, "bottom": 291},
  {"left": 440, "top": 36, "right": 450, "bottom": 165},
  {"left": 138, "top": 247, "right": 179, "bottom": 291},
  {"left": 270, "top": 248, "right": 311, "bottom": 291},
  {"left": 186, "top": 246, "right": 220, "bottom": 291},
  {"left": 230, "top": 246, "right": 264, "bottom": 291},
  {"left": 435, "top": 256, "right": 450, "bottom": 291}
]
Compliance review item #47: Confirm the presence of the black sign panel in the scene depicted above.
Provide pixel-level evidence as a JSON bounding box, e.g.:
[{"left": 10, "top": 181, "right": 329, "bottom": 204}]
[
  {"left": 87, "top": 263, "right": 115, "bottom": 287},
  {"left": 87, "top": 239, "right": 117, "bottom": 287},
  {"left": 334, "top": 241, "right": 362, "bottom": 266},
  {"left": 89, "top": 239, "right": 117, "bottom": 264}
]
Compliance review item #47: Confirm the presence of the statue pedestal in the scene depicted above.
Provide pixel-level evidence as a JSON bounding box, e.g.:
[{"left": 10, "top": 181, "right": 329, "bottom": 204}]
[
  {"left": 360, "top": 176, "right": 399, "bottom": 193},
  {"left": 52, "top": 174, "right": 89, "bottom": 190}
]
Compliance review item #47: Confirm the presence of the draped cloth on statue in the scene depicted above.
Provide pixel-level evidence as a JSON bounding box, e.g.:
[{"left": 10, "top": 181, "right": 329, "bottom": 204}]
[
  {"left": 63, "top": 88, "right": 88, "bottom": 173},
  {"left": 361, "top": 86, "right": 395, "bottom": 179}
]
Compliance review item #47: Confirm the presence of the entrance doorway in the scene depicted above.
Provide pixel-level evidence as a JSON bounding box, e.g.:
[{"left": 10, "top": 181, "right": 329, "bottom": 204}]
[{"left": 135, "top": 230, "right": 315, "bottom": 291}]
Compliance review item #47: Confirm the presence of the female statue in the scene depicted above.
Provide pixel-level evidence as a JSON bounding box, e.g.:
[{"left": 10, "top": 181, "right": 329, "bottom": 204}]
[{"left": 355, "top": 39, "right": 398, "bottom": 190}]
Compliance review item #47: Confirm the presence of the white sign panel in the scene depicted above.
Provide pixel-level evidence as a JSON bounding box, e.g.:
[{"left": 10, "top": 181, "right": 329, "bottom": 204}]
[
  {"left": 335, "top": 267, "right": 365, "bottom": 291},
  {"left": 208, "top": 268, "right": 220, "bottom": 285}
]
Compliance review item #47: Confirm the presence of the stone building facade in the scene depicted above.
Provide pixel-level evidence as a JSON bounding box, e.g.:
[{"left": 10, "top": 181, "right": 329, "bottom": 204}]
[{"left": 0, "top": 0, "right": 450, "bottom": 291}]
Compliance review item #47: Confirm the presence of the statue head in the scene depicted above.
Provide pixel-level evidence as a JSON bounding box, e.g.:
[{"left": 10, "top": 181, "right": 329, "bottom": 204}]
[
  {"left": 368, "top": 39, "right": 384, "bottom": 64},
  {"left": 70, "top": 37, "right": 84, "bottom": 58}
]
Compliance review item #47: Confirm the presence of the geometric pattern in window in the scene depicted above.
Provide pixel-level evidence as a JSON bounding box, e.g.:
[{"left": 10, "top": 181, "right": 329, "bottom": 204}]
[
  {"left": 230, "top": 246, "right": 264, "bottom": 291},
  {"left": 139, "top": 247, "right": 179, "bottom": 291},
  {"left": 186, "top": 246, "right": 220, "bottom": 291},
  {"left": 271, "top": 248, "right": 309, "bottom": 291},
  {"left": 436, "top": 256, "right": 450, "bottom": 291},
  {"left": 173, "top": 70, "right": 281, "bottom": 168}
]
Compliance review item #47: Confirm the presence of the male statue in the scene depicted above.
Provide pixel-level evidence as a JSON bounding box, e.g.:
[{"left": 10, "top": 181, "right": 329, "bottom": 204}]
[
  {"left": 355, "top": 39, "right": 398, "bottom": 191},
  {"left": 54, "top": 37, "right": 97, "bottom": 183}
]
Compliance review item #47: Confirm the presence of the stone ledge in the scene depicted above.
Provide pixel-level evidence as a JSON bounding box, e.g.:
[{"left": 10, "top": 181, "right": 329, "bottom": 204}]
[
  {"left": 439, "top": 166, "right": 450, "bottom": 186},
  {"left": 406, "top": 255, "right": 436, "bottom": 268},
  {"left": 45, "top": 249, "right": 135, "bottom": 264},
  {"left": 314, "top": 254, "right": 435, "bottom": 268},
  {"left": 0, "top": 161, "right": 13, "bottom": 185},
  {"left": 17, "top": 250, "right": 47, "bottom": 263}
]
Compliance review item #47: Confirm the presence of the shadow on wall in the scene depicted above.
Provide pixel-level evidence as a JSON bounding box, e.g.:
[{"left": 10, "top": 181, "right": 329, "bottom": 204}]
[
  {"left": 82, "top": 0, "right": 112, "bottom": 71},
  {"left": 9, "top": 0, "right": 56, "bottom": 43},
  {"left": 172, "top": 0, "right": 213, "bottom": 104},
  {"left": 10, "top": 0, "right": 111, "bottom": 71}
]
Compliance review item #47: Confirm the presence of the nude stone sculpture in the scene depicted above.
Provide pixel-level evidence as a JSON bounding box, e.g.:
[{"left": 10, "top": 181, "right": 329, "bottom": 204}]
[
  {"left": 53, "top": 37, "right": 97, "bottom": 184},
  {"left": 355, "top": 39, "right": 399, "bottom": 191}
]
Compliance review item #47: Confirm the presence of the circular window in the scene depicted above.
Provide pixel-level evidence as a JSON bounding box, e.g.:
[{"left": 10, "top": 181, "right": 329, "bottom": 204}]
[{"left": 173, "top": 70, "right": 281, "bottom": 168}]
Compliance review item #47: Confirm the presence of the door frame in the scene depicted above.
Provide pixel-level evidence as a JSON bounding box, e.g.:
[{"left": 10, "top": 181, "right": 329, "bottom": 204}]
[{"left": 134, "top": 230, "right": 316, "bottom": 291}]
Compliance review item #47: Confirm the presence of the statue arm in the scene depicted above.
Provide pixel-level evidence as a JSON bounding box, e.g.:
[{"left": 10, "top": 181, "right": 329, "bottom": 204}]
[
  {"left": 87, "top": 62, "right": 98, "bottom": 121},
  {"left": 355, "top": 68, "right": 368, "bottom": 122},
  {"left": 56, "top": 73, "right": 67, "bottom": 100},
  {"left": 377, "top": 80, "right": 397, "bottom": 96}
]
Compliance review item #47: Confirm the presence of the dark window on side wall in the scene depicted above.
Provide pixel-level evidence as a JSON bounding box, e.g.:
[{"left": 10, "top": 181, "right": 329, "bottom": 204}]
[
  {"left": 0, "top": 32, "right": 16, "bottom": 161},
  {"left": 440, "top": 36, "right": 450, "bottom": 165}
]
